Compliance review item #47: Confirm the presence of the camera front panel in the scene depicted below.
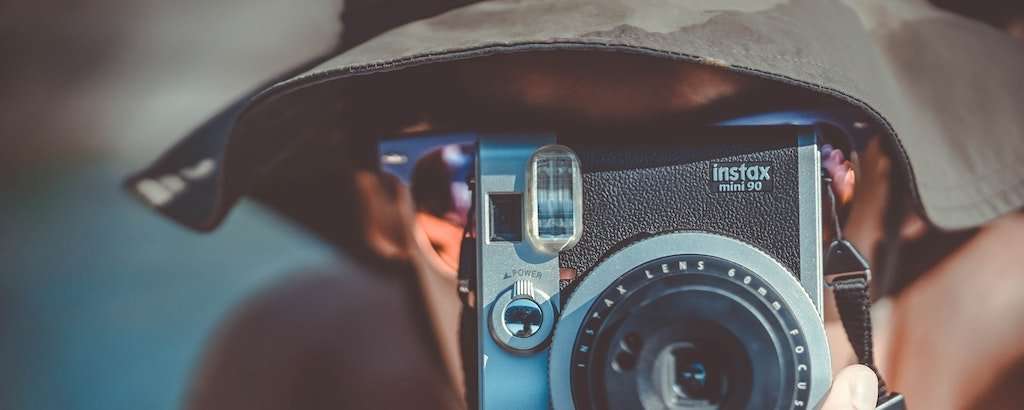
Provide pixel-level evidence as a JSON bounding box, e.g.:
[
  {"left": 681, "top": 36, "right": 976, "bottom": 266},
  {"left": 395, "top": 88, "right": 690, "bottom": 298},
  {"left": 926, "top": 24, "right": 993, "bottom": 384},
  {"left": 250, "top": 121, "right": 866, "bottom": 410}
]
[{"left": 473, "top": 128, "right": 827, "bottom": 409}]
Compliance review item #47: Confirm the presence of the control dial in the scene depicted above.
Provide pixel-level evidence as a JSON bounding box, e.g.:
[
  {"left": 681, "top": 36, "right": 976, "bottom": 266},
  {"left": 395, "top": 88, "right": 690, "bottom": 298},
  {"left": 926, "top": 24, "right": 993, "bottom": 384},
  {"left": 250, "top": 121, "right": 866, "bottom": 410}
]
[
  {"left": 503, "top": 281, "right": 544, "bottom": 338},
  {"left": 490, "top": 280, "right": 557, "bottom": 352}
]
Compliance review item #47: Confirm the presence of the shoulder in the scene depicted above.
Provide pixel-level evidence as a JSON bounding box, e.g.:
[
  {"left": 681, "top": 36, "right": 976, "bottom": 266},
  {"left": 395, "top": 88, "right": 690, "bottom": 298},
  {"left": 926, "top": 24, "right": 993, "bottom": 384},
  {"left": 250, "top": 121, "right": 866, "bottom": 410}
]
[{"left": 185, "top": 261, "right": 462, "bottom": 410}]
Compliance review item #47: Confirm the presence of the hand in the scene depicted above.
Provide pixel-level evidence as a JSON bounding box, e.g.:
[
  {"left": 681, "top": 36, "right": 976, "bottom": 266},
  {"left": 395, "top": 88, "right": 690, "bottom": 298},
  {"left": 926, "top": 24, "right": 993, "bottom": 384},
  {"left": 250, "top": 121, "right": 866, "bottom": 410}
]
[{"left": 820, "top": 365, "right": 879, "bottom": 410}]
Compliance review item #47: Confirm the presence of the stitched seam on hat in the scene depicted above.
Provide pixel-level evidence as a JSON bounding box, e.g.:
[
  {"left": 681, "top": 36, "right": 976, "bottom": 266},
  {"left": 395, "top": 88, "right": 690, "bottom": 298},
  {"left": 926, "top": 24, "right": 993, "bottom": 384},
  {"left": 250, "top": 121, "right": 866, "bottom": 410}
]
[{"left": 574, "top": 35, "right": 841, "bottom": 72}]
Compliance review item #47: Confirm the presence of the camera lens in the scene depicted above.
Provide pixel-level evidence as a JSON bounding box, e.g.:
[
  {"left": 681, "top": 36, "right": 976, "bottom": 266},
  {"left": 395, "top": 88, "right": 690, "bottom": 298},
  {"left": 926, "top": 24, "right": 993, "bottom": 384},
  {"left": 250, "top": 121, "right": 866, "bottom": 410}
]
[
  {"left": 670, "top": 346, "right": 723, "bottom": 403},
  {"left": 568, "top": 255, "right": 809, "bottom": 410}
]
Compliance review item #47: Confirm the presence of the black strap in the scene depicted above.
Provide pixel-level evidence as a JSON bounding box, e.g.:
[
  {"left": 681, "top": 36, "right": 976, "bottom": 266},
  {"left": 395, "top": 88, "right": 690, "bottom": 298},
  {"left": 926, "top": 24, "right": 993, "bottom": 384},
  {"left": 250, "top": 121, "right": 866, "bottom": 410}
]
[
  {"left": 824, "top": 175, "right": 906, "bottom": 409},
  {"left": 457, "top": 176, "right": 479, "bottom": 410},
  {"left": 831, "top": 274, "right": 887, "bottom": 395},
  {"left": 457, "top": 238, "right": 478, "bottom": 410},
  {"left": 830, "top": 273, "right": 906, "bottom": 409}
]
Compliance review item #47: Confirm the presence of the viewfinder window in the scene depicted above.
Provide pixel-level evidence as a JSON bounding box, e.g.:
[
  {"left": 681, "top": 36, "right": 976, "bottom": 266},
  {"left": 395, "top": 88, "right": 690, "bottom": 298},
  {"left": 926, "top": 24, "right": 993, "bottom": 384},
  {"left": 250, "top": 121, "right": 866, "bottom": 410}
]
[{"left": 489, "top": 193, "right": 523, "bottom": 242}]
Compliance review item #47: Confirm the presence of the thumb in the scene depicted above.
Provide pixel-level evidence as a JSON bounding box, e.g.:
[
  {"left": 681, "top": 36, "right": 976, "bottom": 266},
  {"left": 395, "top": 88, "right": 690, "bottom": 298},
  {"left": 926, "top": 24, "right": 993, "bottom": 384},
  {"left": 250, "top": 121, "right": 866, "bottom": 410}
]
[{"left": 820, "top": 364, "right": 879, "bottom": 410}]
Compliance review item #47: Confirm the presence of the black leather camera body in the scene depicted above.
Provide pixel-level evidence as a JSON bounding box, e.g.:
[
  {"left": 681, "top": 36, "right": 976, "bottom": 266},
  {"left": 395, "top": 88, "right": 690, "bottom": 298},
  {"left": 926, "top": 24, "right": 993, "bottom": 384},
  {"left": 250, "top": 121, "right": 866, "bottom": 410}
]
[
  {"left": 559, "top": 127, "right": 807, "bottom": 281},
  {"left": 471, "top": 126, "right": 830, "bottom": 410}
]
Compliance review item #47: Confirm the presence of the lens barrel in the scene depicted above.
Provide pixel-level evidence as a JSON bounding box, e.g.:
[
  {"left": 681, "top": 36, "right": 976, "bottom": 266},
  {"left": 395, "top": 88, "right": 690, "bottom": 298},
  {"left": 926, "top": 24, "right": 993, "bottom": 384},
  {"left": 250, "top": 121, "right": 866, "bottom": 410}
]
[{"left": 569, "top": 255, "right": 809, "bottom": 410}]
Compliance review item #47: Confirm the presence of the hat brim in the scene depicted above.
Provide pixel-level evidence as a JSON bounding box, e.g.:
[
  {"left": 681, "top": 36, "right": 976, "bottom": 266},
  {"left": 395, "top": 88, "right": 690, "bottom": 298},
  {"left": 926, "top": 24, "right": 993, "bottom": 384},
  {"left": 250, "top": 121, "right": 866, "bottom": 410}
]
[{"left": 127, "top": 0, "right": 1024, "bottom": 232}]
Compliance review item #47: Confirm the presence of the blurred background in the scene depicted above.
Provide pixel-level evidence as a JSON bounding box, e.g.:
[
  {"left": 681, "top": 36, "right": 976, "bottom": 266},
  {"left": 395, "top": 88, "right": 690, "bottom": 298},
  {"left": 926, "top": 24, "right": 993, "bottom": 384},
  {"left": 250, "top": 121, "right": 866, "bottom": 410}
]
[
  {"left": 1, "top": 1, "right": 1021, "bottom": 410},
  {"left": 0, "top": 2, "right": 339, "bottom": 409}
]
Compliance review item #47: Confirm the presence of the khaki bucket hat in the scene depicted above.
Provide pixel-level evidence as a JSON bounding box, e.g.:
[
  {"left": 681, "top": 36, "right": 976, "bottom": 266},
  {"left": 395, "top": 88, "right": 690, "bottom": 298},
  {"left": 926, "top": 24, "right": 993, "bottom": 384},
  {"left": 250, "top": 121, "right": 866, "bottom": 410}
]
[{"left": 126, "top": 0, "right": 1024, "bottom": 234}]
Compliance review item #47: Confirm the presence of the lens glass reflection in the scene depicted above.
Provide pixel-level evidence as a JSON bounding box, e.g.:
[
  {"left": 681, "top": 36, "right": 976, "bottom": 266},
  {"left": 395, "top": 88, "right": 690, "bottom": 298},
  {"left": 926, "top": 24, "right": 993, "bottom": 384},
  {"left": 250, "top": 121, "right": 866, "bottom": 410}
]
[
  {"left": 379, "top": 135, "right": 476, "bottom": 269},
  {"left": 667, "top": 345, "right": 728, "bottom": 405}
]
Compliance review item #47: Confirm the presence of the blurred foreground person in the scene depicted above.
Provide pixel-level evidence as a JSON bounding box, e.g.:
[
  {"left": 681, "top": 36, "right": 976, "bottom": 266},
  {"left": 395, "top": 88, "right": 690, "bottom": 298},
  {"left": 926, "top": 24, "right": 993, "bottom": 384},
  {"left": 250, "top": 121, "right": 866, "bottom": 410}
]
[{"left": 127, "top": 0, "right": 1024, "bottom": 409}]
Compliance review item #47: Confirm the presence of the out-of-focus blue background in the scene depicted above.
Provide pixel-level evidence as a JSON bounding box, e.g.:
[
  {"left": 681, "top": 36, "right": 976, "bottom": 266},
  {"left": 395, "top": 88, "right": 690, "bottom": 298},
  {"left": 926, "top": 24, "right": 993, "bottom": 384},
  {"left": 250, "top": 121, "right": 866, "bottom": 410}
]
[{"left": 0, "top": 1, "right": 341, "bottom": 409}]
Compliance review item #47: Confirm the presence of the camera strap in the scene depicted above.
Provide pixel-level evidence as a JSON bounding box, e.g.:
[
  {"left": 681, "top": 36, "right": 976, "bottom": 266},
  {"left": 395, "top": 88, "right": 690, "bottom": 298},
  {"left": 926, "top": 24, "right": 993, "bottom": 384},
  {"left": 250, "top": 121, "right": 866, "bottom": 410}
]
[
  {"left": 458, "top": 177, "right": 480, "bottom": 410},
  {"left": 823, "top": 176, "right": 907, "bottom": 410}
]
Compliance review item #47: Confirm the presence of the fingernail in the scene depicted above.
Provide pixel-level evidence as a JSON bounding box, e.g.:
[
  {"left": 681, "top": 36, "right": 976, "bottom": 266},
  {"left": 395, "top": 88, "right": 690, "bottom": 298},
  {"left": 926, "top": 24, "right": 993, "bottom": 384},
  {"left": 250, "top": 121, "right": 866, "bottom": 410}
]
[{"left": 850, "top": 375, "right": 877, "bottom": 410}]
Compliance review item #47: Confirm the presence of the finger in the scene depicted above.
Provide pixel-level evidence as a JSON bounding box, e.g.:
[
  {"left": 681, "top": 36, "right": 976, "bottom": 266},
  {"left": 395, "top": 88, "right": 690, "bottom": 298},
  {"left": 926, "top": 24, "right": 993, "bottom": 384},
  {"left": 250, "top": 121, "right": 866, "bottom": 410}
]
[
  {"left": 821, "top": 145, "right": 856, "bottom": 205},
  {"left": 820, "top": 365, "right": 878, "bottom": 410}
]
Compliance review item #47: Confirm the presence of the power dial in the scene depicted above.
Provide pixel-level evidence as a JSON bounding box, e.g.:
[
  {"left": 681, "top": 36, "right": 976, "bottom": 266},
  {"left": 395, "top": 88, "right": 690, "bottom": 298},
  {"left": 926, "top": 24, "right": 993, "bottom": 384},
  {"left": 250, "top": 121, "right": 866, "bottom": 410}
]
[{"left": 490, "top": 280, "right": 556, "bottom": 352}]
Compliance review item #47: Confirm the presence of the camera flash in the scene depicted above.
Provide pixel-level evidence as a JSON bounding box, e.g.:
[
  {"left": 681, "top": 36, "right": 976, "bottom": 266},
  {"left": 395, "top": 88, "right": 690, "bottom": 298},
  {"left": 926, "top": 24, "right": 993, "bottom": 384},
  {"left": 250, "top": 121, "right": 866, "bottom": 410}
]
[{"left": 525, "top": 144, "right": 583, "bottom": 254}]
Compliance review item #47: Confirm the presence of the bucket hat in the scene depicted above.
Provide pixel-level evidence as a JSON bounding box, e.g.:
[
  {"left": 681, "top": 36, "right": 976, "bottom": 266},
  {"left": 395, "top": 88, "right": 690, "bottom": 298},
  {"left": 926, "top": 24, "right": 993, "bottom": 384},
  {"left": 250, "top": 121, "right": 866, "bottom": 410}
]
[{"left": 126, "top": 0, "right": 1024, "bottom": 234}]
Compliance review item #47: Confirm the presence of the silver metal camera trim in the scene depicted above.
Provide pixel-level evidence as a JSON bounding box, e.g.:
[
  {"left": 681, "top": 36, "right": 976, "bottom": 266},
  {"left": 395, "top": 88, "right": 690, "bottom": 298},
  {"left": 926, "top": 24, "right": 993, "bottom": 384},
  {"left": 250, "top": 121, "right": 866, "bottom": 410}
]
[
  {"left": 797, "top": 130, "right": 825, "bottom": 318},
  {"left": 549, "top": 232, "right": 832, "bottom": 409},
  {"left": 476, "top": 134, "right": 563, "bottom": 409}
]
